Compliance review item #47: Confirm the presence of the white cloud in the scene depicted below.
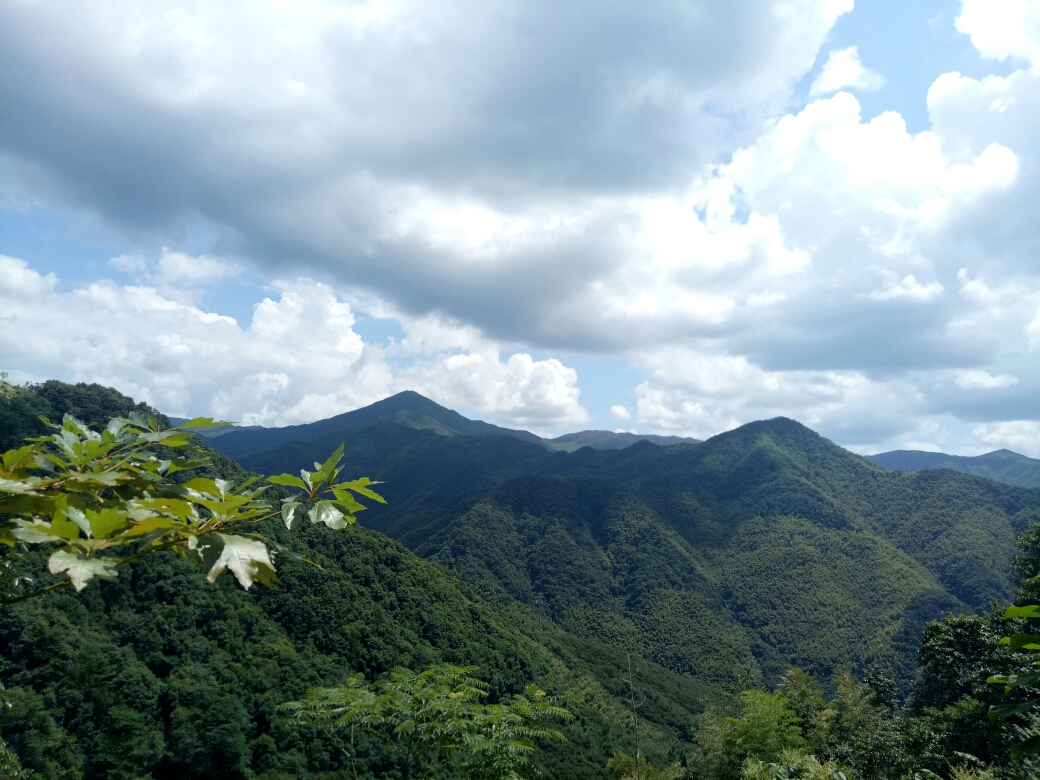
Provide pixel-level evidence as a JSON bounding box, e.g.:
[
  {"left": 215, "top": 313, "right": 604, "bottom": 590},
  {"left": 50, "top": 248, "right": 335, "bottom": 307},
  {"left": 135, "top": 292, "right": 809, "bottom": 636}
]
[
  {"left": 957, "top": 0, "right": 1040, "bottom": 66},
  {"left": 868, "top": 272, "right": 943, "bottom": 302},
  {"left": 973, "top": 420, "right": 1040, "bottom": 457},
  {"left": 3, "top": 1, "right": 1040, "bottom": 454},
  {"left": 810, "top": 47, "right": 885, "bottom": 96},
  {"left": 398, "top": 350, "right": 588, "bottom": 431},
  {"left": 610, "top": 405, "right": 632, "bottom": 420},
  {"left": 0, "top": 255, "right": 586, "bottom": 431},
  {"left": 955, "top": 370, "right": 1018, "bottom": 389}
]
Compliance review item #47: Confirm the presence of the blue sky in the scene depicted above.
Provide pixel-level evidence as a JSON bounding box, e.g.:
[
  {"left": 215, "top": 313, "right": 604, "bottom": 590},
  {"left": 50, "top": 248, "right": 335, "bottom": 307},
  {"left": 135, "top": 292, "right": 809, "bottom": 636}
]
[{"left": 2, "top": 0, "right": 1039, "bottom": 455}]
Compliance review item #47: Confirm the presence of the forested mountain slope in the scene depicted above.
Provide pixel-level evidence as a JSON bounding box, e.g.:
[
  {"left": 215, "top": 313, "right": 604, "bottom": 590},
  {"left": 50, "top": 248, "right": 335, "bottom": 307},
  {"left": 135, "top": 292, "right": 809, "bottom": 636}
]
[
  {"left": 0, "top": 382, "right": 715, "bottom": 779},
  {"left": 202, "top": 390, "right": 541, "bottom": 462},
  {"left": 230, "top": 406, "right": 1040, "bottom": 690},
  {"left": 868, "top": 448, "right": 1040, "bottom": 488}
]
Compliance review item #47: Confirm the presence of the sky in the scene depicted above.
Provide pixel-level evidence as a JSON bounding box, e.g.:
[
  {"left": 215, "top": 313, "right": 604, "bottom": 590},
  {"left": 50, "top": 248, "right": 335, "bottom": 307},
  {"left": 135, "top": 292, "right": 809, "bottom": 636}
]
[{"left": 1, "top": 0, "right": 1039, "bottom": 455}]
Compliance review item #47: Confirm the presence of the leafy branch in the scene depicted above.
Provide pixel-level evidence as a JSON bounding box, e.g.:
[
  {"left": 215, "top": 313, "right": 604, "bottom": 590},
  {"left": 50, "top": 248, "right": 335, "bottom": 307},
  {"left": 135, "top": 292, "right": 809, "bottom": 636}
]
[{"left": 0, "top": 412, "right": 384, "bottom": 601}]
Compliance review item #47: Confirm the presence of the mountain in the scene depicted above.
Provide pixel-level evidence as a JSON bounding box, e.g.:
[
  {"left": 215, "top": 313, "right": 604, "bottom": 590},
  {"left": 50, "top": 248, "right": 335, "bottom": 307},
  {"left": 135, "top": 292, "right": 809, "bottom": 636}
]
[
  {"left": 544, "top": 429, "right": 700, "bottom": 451},
  {"left": 868, "top": 448, "right": 1040, "bottom": 488},
  {"left": 204, "top": 390, "right": 542, "bottom": 462},
  {"left": 5, "top": 382, "right": 1040, "bottom": 776},
  {"left": 0, "top": 381, "right": 715, "bottom": 779},
  {"left": 227, "top": 399, "right": 1040, "bottom": 692}
]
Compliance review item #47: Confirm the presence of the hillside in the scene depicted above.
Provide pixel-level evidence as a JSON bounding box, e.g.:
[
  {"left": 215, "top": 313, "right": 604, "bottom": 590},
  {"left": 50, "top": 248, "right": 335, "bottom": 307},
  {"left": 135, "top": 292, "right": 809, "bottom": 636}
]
[
  {"left": 0, "top": 382, "right": 716, "bottom": 779},
  {"left": 201, "top": 390, "right": 542, "bottom": 462},
  {"left": 222, "top": 399, "right": 1040, "bottom": 692},
  {"left": 868, "top": 448, "right": 1040, "bottom": 488}
]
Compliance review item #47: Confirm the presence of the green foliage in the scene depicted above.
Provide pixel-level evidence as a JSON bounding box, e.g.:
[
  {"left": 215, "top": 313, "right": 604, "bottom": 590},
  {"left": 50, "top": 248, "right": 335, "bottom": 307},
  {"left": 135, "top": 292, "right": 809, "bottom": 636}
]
[
  {"left": 987, "top": 520, "right": 1040, "bottom": 759},
  {"left": 606, "top": 749, "right": 678, "bottom": 779},
  {"left": 254, "top": 411, "right": 1040, "bottom": 693},
  {"left": 280, "top": 663, "right": 572, "bottom": 779},
  {"left": 729, "top": 691, "right": 805, "bottom": 764},
  {"left": 0, "top": 414, "right": 383, "bottom": 600},
  {"left": 741, "top": 749, "right": 851, "bottom": 780},
  {"left": 807, "top": 672, "right": 907, "bottom": 780}
]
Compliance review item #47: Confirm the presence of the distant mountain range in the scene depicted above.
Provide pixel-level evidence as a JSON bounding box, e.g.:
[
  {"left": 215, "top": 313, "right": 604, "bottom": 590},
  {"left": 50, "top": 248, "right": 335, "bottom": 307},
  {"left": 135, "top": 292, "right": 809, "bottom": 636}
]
[
  {"left": 175, "top": 393, "right": 700, "bottom": 456},
  {"left": 5, "top": 380, "right": 1040, "bottom": 776},
  {"left": 194, "top": 389, "right": 1039, "bottom": 692},
  {"left": 867, "top": 448, "right": 1040, "bottom": 488},
  {"left": 544, "top": 429, "right": 700, "bottom": 451}
]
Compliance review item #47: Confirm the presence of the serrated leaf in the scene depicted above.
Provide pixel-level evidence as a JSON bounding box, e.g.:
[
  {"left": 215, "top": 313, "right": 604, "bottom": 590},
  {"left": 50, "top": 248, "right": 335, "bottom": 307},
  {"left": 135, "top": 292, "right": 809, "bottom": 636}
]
[
  {"left": 184, "top": 478, "right": 220, "bottom": 496},
  {"left": 48, "top": 550, "right": 118, "bottom": 591},
  {"left": 204, "top": 534, "right": 275, "bottom": 589},
  {"left": 86, "top": 507, "right": 130, "bottom": 538}
]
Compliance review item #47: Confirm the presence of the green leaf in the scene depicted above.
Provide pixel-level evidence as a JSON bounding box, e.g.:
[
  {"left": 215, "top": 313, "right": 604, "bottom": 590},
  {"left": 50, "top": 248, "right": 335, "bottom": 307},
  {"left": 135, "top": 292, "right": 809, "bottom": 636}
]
[
  {"left": 1004, "top": 634, "right": 1040, "bottom": 650},
  {"left": 308, "top": 501, "right": 347, "bottom": 529},
  {"left": 281, "top": 502, "right": 303, "bottom": 530},
  {"left": 204, "top": 534, "right": 275, "bottom": 589},
  {"left": 1004, "top": 605, "right": 1040, "bottom": 619},
  {"left": 268, "top": 474, "right": 309, "bottom": 490},
  {"left": 10, "top": 523, "right": 60, "bottom": 544},
  {"left": 316, "top": 444, "right": 345, "bottom": 482},
  {"left": 331, "top": 489, "right": 366, "bottom": 514},
  {"left": 125, "top": 515, "right": 182, "bottom": 537},
  {"left": 183, "top": 477, "right": 220, "bottom": 496},
  {"left": 47, "top": 550, "right": 118, "bottom": 591},
  {"left": 989, "top": 702, "right": 1036, "bottom": 722},
  {"left": 1011, "top": 733, "right": 1040, "bottom": 759},
  {"left": 0, "top": 477, "right": 38, "bottom": 495},
  {"left": 86, "top": 507, "right": 130, "bottom": 538},
  {"left": 337, "top": 477, "right": 387, "bottom": 504},
  {"left": 66, "top": 507, "right": 92, "bottom": 537}
]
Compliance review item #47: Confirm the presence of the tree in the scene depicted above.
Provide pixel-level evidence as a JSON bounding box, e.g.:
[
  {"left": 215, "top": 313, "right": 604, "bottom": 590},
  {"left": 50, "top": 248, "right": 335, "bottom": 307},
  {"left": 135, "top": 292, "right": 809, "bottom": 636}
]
[
  {"left": 987, "top": 519, "right": 1040, "bottom": 760},
  {"left": 0, "top": 412, "right": 384, "bottom": 603},
  {"left": 278, "top": 663, "right": 572, "bottom": 780},
  {"left": 728, "top": 690, "right": 804, "bottom": 765}
]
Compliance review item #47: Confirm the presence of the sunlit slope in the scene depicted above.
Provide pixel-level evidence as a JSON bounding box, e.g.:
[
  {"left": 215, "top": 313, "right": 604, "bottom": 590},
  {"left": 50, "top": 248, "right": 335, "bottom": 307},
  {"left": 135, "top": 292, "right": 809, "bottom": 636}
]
[{"left": 240, "top": 413, "right": 1040, "bottom": 687}]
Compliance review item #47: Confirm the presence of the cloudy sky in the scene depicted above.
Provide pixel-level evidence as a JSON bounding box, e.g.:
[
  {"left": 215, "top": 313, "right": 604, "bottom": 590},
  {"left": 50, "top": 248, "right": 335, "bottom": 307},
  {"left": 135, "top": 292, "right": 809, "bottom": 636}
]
[{"left": 1, "top": 0, "right": 1039, "bottom": 455}]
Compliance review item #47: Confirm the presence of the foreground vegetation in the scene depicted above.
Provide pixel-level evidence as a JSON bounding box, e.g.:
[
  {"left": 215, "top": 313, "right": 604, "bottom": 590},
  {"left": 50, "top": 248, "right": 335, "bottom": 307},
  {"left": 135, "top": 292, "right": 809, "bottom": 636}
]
[{"left": 1, "top": 380, "right": 1039, "bottom": 778}]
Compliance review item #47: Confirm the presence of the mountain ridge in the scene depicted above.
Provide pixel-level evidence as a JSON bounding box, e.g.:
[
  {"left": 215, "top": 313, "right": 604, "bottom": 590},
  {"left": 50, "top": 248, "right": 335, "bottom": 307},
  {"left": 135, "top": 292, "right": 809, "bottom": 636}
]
[{"left": 867, "top": 447, "right": 1040, "bottom": 488}]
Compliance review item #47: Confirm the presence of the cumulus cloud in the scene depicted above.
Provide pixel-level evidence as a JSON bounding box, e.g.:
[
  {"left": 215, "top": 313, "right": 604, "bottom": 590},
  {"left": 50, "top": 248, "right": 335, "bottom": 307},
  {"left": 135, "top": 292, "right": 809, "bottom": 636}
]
[
  {"left": 957, "top": 0, "right": 1040, "bottom": 66},
  {"left": 973, "top": 420, "right": 1040, "bottom": 457},
  {"left": 398, "top": 350, "right": 587, "bottom": 431},
  {"left": 810, "top": 47, "right": 885, "bottom": 96},
  {"left": 610, "top": 405, "right": 632, "bottom": 421},
  {"left": 2, "top": 0, "right": 1040, "bottom": 453},
  {"left": 0, "top": 255, "right": 585, "bottom": 430}
]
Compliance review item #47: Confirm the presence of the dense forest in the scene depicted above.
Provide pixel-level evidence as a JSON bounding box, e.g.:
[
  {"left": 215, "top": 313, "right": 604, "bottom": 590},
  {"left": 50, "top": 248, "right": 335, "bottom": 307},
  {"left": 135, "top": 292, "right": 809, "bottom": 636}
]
[{"left": 1, "top": 381, "right": 1039, "bottom": 778}]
